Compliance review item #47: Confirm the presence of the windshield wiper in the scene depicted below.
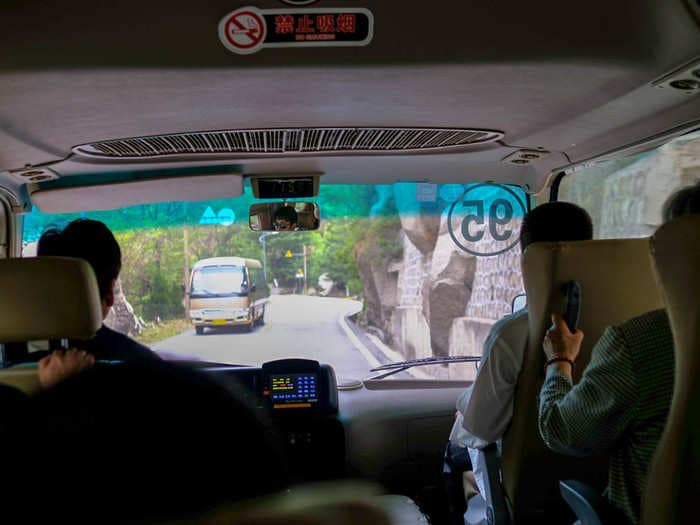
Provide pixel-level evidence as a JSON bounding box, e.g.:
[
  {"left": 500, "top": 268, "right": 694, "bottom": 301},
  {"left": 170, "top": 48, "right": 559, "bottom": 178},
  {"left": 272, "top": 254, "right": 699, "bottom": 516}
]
[{"left": 367, "top": 355, "right": 481, "bottom": 380}]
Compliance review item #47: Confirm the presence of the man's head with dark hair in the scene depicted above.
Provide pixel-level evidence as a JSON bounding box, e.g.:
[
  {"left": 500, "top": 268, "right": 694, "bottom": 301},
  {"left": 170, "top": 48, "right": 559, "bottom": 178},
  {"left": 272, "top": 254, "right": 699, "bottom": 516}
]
[
  {"left": 37, "top": 219, "right": 121, "bottom": 318},
  {"left": 519, "top": 202, "right": 594, "bottom": 251},
  {"left": 662, "top": 181, "right": 700, "bottom": 223},
  {"left": 274, "top": 206, "right": 298, "bottom": 231}
]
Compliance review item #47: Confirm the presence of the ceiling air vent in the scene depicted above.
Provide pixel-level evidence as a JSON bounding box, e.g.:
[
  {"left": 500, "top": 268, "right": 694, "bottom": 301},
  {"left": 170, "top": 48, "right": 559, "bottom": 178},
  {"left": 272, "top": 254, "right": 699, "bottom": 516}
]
[
  {"left": 9, "top": 167, "right": 59, "bottom": 184},
  {"left": 73, "top": 127, "right": 503, "bottom": 159},
  {"left": 653, "top": 58, "right": 700, "bottom": 95},
  {"left": 501, "top": 149, "right": 550, "bottom": 165}
]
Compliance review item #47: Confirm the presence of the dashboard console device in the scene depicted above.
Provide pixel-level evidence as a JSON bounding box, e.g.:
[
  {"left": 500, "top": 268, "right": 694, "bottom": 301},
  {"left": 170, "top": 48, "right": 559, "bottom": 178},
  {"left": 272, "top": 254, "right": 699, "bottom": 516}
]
[
  {"left": 262, "top": 358, "right": 338, "bottom": 415},
  {"left": 202, "top": 359, "right": 343, "bottom": 481}
]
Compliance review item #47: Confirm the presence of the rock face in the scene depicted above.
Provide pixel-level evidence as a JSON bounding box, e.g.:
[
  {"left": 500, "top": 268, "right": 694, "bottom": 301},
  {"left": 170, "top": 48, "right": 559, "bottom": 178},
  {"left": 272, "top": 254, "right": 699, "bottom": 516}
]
[
  {"left": 356, "top": 183, "right": 525, "bottom": 379},
  {"left": 394, "top": 184, "right": 441, "bottom": 254},
  {"left": 392, "top": 234, "right": 431, "bottom": 359},
  {"left": 355, "top": 244, "right": 400, "bottom": 342},
  {"left": 104, "top": 278, "right": 142, "bottom": 336},
  {"left": 317, "top": 273, "right": 334, "bottom": 296},
  {"left": 427, "top": 235, "right": 477, "bottom": 357}
]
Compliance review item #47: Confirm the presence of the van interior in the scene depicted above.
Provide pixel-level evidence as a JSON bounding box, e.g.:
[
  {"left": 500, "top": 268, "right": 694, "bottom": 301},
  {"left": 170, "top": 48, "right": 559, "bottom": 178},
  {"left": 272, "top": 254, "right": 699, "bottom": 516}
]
[{"left": 0, "top": 1, "right": 699, "bottom": 524}]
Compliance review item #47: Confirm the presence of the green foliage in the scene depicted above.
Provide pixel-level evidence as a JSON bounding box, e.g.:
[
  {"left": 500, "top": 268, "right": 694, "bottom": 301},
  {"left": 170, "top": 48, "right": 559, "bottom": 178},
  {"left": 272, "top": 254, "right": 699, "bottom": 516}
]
[
  {"left": 265, "top": 231, "right": 307, "bottom": 287},
  {"left": 307, "top": 219, "right": 364, "bottom": 293},
  {"left": 114, "top": 224, "right": 266, "bottom": 321}
]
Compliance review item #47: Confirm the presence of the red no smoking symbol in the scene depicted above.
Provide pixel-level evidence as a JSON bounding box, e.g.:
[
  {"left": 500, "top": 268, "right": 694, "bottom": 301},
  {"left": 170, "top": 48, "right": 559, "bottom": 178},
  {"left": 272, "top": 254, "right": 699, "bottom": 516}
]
[{"left": 219, "top": 8, "right": 267, "bottom": 54}]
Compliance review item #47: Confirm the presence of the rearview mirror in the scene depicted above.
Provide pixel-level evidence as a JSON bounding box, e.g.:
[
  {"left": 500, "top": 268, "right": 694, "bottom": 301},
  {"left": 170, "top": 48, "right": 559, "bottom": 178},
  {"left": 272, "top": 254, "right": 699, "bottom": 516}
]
[{"left": 249, "top": 202, "right": 320, "bottom": 232}]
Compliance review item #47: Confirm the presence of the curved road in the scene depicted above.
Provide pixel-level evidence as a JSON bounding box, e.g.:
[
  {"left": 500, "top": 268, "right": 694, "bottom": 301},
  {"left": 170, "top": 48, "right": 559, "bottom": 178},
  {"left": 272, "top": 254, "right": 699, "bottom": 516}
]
[{"left": 152, "top": 295, "right": 377, "bottom": 380}]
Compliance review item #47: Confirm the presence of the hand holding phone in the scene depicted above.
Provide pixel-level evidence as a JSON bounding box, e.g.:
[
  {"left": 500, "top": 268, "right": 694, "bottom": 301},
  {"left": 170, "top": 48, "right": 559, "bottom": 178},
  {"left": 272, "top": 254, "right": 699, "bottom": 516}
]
[
  {"left": 542, "top": 281, "right": 583, "bottom": 370},
  {"left": 561, "top": 280, "right": 581, "bottom": 333}
]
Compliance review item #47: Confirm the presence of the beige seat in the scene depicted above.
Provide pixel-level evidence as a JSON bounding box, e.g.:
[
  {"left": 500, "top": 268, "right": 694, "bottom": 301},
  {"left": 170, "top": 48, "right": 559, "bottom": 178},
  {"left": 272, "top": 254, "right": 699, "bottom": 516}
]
[
  {"left": 0, "top": 256, "right": 102, "bottom": 393},
  {"left": 641, "top": 215, "right": 700, "bottom": 525},
  {"left": 501, "top": 238, "right": 663, "bottom": 521}
]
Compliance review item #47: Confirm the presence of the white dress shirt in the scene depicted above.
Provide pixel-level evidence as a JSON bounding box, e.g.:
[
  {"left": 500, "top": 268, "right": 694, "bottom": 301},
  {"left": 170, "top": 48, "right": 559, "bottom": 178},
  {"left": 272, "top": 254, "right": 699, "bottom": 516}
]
[{"left": 449, "top": 308, "right": 529, "bottom": 496}]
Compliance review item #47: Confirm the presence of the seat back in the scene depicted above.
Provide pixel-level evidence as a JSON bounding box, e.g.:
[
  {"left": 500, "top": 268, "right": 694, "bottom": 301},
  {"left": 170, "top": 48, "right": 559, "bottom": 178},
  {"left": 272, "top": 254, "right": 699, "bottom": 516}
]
[
  {"left": 502, "top": 238, "right": 663, "bottom": 521},
  {"left": 641, "top": 215, "right": 700, "bottom": 525},
  {"left": 159, "top": 482, "right": 394, "bottom": 525},
  {"left": 0, "top": 256, "right": 102, "bottom": 392}
]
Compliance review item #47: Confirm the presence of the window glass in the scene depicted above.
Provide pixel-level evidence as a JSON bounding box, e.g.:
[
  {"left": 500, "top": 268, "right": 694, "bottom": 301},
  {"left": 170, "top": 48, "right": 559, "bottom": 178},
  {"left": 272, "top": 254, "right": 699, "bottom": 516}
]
[
  {"left": 558, "top": 131, "right": 700, "bottom": 238},
  {"left": 191, "top": 266, "right": 246, "bottom": 297},
  {"left": 22, "top": 182, "right": 528, "bottom": 381}
]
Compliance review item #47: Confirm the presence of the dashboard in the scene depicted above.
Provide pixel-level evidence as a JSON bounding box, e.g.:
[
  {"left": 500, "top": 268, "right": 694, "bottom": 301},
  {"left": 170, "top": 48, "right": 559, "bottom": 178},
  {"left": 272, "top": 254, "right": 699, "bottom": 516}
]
[
  {"left": 0, "top": 356, "right": 466, "bottom": 521},
  {"left": 202, "top": 357, "right": 467, "bottom": 520},
  {"left": 208, "top": 358, "right": 344, "bottom": 483},
  {"left": 209, "top": 358, "right": 338, "bottom": 415}
]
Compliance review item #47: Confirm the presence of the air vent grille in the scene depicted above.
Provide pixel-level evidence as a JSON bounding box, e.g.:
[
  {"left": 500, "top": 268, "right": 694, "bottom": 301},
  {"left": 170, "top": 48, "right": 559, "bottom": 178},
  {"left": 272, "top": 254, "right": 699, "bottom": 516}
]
[{"left": 74, "top": 128, "right": 503, "bottom": 159}]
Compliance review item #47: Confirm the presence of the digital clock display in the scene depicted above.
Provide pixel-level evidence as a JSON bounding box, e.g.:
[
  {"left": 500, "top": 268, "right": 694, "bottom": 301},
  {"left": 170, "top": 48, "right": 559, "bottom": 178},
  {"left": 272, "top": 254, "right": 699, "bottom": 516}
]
[{"left": 255, "top": 177, "right": 316, "bottom": 199}]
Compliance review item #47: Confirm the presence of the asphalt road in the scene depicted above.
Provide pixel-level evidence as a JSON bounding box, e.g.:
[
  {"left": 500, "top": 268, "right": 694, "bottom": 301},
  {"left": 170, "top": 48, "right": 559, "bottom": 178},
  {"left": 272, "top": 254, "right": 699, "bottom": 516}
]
[{"left": 152, "top": 295, "right": 377, "bottom": 380}]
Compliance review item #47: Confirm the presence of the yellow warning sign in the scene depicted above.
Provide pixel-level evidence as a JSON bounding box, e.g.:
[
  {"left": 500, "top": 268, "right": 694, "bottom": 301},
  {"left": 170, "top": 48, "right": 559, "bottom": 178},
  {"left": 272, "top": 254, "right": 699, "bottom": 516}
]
[{"left": 285, "top": 250, "right": 293, "bottom": 258}]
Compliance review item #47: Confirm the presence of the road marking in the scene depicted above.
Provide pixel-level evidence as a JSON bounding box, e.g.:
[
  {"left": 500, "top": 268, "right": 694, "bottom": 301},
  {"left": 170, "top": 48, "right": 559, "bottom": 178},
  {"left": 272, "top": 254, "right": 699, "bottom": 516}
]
[
  {"left": 336, "top": 307, "right": 434, "bottom": 380},
  {"left": 337, "top": 313, "right": 382, "bottom": 369}
]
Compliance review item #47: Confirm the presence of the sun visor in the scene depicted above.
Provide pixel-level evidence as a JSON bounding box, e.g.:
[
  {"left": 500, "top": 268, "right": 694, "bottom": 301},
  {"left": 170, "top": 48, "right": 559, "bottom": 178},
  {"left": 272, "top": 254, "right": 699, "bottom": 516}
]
[{"left": 30, "top": 173, "right": 243, "bottom": 213}]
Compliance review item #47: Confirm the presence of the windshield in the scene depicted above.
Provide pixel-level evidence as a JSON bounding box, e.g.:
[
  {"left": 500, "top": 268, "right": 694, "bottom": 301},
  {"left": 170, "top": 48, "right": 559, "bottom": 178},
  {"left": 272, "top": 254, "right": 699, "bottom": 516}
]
[
  {"left": 22, "top": 182, "right": 528, "bottom": 381},
  {"left": 191, "top": 266, "right": 246, "bottom": 297}
]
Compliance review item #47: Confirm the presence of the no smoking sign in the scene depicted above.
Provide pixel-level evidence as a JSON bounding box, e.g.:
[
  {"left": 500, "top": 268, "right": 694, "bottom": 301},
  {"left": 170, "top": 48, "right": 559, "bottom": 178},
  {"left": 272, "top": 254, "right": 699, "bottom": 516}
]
[
  {"left": 219, "top": 9, "right": 267, "bottom": 54},
  {"left": 218, "top": 6, "right": 373, "bottom": 55}
]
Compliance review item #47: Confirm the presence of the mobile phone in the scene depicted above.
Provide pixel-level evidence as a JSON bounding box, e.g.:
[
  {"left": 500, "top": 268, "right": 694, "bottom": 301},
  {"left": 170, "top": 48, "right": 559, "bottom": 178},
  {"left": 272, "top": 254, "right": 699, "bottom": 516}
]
[{"left": 561, "top": 281, "right": 581, "bottom": 333}]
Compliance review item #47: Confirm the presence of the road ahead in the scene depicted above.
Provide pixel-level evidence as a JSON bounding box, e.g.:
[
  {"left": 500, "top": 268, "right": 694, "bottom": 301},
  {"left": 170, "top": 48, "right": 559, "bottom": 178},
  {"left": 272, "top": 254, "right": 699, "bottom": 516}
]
[{"left": 152, "top": 295, "right": 376, "bottom": 380}]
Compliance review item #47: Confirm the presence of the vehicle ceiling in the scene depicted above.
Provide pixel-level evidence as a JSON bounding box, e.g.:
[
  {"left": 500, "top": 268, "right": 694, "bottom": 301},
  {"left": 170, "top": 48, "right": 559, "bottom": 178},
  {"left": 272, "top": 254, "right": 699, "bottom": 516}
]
[{"left": 1, "top": 0, "right": 699, "bottom": 211}]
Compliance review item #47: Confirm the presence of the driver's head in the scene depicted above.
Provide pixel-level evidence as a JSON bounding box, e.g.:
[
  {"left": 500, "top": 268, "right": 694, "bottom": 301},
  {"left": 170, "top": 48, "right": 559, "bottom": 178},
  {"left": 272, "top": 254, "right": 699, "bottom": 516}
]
[
  {"left": 519, "top": 202, "right": 593, "bottom": 252},
  {"left": 273, "top": 206, "right": 298, "bottom": 231},
  {"left": 37, "top": 219, "right": 121, "bottom": 319}
]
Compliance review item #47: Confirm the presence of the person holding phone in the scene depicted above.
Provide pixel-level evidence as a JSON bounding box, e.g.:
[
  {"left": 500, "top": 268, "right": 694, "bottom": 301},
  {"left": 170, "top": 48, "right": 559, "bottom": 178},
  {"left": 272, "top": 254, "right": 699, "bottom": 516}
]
[
  {"left": 538, "top": 182, "right": 700, "bottom": 524},
  {"left": 445, "top": 202, "right": 594, "bottom": 523}
]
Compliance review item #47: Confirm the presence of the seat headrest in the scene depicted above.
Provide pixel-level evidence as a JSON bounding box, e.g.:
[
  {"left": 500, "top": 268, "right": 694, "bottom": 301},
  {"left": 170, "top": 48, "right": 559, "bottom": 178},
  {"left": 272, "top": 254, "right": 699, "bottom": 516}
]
[
  {"left": 0, "top": 257, "right": 103, "bottom": 343},
  {"left": 650, "top": 215, "right": 700, "bottom": 337},
  {"left": 642, "top": 214, "right": 700, "bottom": 525}
]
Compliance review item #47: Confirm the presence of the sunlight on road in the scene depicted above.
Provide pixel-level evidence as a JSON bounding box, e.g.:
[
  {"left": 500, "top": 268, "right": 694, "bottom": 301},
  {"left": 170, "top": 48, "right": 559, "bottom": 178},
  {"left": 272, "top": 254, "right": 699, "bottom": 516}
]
[{"left": 268, "top": 295, "right": 362, "bottom": 325}]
